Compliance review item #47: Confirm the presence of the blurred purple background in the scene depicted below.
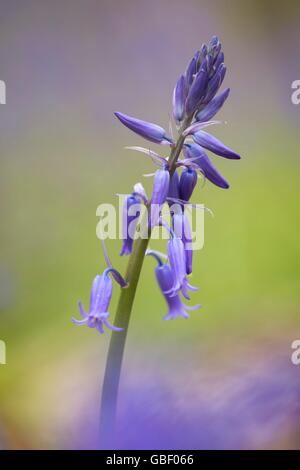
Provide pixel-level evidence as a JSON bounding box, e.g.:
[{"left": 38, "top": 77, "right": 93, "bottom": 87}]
[{"left": 0, "top": 0, "right": 300, "bottom": 449}]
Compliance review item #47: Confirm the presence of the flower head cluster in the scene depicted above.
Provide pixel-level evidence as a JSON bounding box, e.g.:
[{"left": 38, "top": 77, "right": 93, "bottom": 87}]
[
  {"left": 73, "top": 36, "right": 241, "bottom": 332},
  {"left": 113, "top": 36, "right": 240, "bottom": 321}
]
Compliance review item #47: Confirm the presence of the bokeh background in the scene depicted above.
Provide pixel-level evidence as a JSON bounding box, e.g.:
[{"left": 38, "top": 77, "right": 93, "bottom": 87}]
[{"left": 1, "top": 0, "right": 300, "bottom": 449}]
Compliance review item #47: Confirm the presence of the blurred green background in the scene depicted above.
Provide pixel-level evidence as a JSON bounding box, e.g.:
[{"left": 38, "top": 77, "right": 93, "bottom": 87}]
[{"left": 0, "top": 0, "right": 300, "bottom": 449}]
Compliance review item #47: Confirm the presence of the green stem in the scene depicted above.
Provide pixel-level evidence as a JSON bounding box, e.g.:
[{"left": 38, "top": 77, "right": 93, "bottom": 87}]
[{"left": 99, "top": 116, "right": 192, "bottom": 449}]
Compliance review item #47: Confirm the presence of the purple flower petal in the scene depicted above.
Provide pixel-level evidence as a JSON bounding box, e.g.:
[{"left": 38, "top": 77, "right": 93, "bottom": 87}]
[
  {"left": 196, "top": 88, "right": 230, "bottom": 122},
  {"left": 154, "top": 263, "right": 200, "bottom": 320},
  {"left": 185, "top": 70, "right": 208, "bottom": 116},
  {"left": 172, "top": 75, "right": 186, "bottom": 124},
  {"left": 179, "top": 168, "right": 198, "bottom": 202},
  {"left": 115, "top": 111, "right": 174, "bottom": 145},
  {"left": 120, "top": 195, "right": 141, "bottom": 257},
  {"left": 185, "top": 57, "right": 197, "bottom": 89},
  {"left": 184, "top": 143, "right": 229, "bottom": 189},
  {"left": 204, "top": 63, "right": 226, "bottom": 103},
  {"left": 193, "top": 130, "right": 240, "bottom": 160},
  {"left": 168, "top": 170, "right": 180, "bottom": 201}
]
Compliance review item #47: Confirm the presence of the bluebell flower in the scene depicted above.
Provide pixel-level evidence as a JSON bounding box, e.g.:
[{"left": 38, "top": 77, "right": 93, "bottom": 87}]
[
  {"left": 185, "top": 56, "right": 197, "bottom": 89},
  {"left": 208, "top": 36, "right": 221, "bottom": 62},
  {"left": 167, "top": 170, "right": 182, "bottom": 216},
  {"left": 184, "top": 143, "right": 229, "bottom": 189},
  {"left": 179, "top": 168, "right": 198, "bottom": 202},
  {"left": 168, "top": 170, "right": 180, "bottom": 201},
  {"left": 72, "top": 268, "right": 126, "bottom": 334},
  {"left": 212, "top": 51, "right": 224, "bottom": 74},
  {"left": 196, "top": 88, "right": 230, "bottom": 122},
  {"left": 185, "top": 70, "right": 208, "bottom": 116},
  {"left": 193, "top": 130, "right": 240, "bottom": 160},
  {"left": 150, "top": 167, "right": 170, "bottom": 227},
  {"left": 203, "top": 63, "right": 226, "bottom": 104},
  {"left": 156, "top": 264, "right": 200, "bottom": 320},
  {"left": 115, "top": 112, "right": 174, "bottom": 146},
  {"left": 172, "top": 75, "right": 186, "bottom": 125},
  {"left": 120, "top": 194, "right": 141, "bottom": 256},
  {"left": 173, "top": 213, "right": 193, "bottom": 275},
  {"left": 147, "top": 252, "right": 201, "bottom": 320},
  {"left": 168, "top": 235, "right": 198, "bottom": 299}
]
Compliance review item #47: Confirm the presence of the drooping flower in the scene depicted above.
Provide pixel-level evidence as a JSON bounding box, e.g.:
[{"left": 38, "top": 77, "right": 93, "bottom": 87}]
[
  {"left": 193, "top": 130, "right": 240, "bottom": 160},
  {"left": 72, "top": 268, "right": 126, "bottom": 334},
  {"left": 184, "top": 143, "right": 229, "bottom": 189},
  {"left": 146, "top": 252, "right": 200, "bottom": 320},
  {"left": 168, "top": 235, "right": 198, "bottom": 299},
  {"left": 115, "top": 112, "right": 174, "bottom": 145},
  {"left": 173, "top": 213, "right": 194, "bottom": 275},
  {"left": 120, "top": 194, "right": 141, "bottom": 256}
]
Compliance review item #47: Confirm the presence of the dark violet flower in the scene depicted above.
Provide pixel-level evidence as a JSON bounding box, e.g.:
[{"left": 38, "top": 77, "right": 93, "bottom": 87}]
[
  {"left": 172, "top": 75, "right": 186, "bottom": 125},
  {"left": 120, "top": 194, "right": 141, "bottom": 256},
  {"left": 150, "top": 168, "right": 170, "bottom": 227},
  {"left": 72, "top": 269, "right": 125, "bottom": 334},
  {"left": 185, "top": 70, "right": 208, "bottom": 116},
  {"left": 185, "top": 56, "right": 197, "bottom": 89},
  {"left": 179, "top": 168, "right": 198, "bottom": 202},
  {"left": 115, "top": 111, "right": 174, "bottom": 146},
  {"left": 193, "top": 130, "right": 240, "bottom": 160},
  {"left": 173, "top": 213, "right": 193, "bottom": 275},
  {"left": 168, "top": 170, "right": 180, "bottom": 201},
  {"left": 203, "top": 63, "right": 226, "bottom": 104},
  {"left": 155, "top": 263, "right": 200, "bottom": 320},
  {"left": 196, "top": 88, "right": 230, "bottom": 122},
  {"left": 168, "top": 235, "right": 198, "bottom": 299},
  {"left": 167, "top": 170, "right": 181, "bottom": 216},
  {"left": 184, "top": 143, "right": 229, "bottom": 189},
  {"left": 146, "top": 252, "right": 201, "bottom": 320}
]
